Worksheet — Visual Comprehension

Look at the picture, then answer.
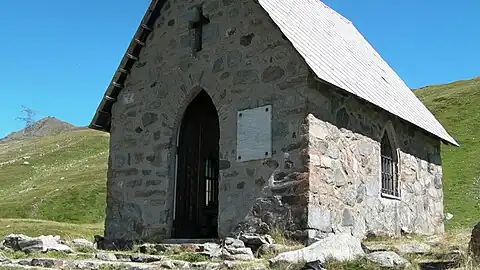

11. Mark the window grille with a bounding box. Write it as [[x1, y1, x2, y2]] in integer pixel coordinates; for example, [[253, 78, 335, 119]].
[[381, 133, 399, 197], [204, 156, 218, 207]]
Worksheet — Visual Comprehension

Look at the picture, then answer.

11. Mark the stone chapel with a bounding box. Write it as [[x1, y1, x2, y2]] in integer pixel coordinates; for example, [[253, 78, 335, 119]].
[[89, 0, 458, 243]]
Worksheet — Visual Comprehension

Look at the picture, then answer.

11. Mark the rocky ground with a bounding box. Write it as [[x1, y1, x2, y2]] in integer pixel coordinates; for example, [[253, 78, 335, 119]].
[[0, 229, 477, 270]]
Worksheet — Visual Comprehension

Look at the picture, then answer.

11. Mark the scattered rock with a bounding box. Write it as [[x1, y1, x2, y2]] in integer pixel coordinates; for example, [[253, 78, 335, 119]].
[[191, 261, 222, 269], [137, 243, 161, 254], [300, 260, 326, 270], [221, 246, 255, 261], [365, 230, 394, 239], [239, 233, 274, 246], [114, 253, 133, 262], [257, 243, 290, 257], [129, 253, 163, 263], [2, 232, 459, 270], [224, 237, 245, 248], [199, 243, 222, 258], [395, 242, 431, 255], [269, 233, 364, 265], [30, 258, 66, 268], [71, 238, 94, 248], [95, 252, 117, 261], [366, 251, 410, 268], [70, 260, 101, 269], [3, 234, 73, 253], [155, 259, 177, 269], [165, 259, 191, 269], [222, 260, 268, 269], [16, 259, 30, 266], [0, 252, 10, 263], [362, 242, 391, 253]]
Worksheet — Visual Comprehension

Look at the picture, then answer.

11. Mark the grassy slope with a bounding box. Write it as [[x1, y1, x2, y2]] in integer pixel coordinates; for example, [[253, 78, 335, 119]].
[[0, 129, 109, 225], [0, 219, 103, 240], [415, 76, 480, 229]]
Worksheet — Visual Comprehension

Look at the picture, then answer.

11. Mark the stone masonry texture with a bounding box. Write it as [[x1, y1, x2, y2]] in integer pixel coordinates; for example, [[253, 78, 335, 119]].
[[305, 82, 444, 240], [104, 0, 444, 242]]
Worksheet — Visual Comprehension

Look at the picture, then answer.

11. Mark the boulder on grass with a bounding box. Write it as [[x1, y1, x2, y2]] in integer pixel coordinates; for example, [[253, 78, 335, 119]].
[[366, 251, 410, 268], [268, 233, 364, 265], [71, 238, 94, 248], [239, 233, 274, 246], [3, 234, 73, 253], [221, 246, 255, 261]]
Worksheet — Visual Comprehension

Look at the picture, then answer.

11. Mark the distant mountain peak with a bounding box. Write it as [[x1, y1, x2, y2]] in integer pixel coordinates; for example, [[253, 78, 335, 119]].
[[1, 117, 78, 141]]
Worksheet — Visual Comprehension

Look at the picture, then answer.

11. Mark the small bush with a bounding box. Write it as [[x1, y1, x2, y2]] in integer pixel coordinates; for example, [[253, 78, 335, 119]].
[[172, 252, 210, 262]]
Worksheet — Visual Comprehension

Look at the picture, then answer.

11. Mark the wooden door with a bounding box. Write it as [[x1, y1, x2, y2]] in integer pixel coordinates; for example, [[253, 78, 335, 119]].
[[174, 90, 219, 238]]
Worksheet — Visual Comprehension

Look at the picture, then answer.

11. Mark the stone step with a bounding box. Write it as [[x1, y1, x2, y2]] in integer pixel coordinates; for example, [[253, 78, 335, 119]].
[[160, 238, 219, 244]]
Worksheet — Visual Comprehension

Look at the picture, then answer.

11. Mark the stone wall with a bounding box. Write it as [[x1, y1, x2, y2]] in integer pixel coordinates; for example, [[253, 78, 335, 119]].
[[103, 0, 445, 242], [304, 81, 444, 239], [105, 0, 314, 241]]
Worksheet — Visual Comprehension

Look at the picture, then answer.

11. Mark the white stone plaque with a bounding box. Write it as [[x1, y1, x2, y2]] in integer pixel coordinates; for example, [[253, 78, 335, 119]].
[[236, 105, 272, 162]]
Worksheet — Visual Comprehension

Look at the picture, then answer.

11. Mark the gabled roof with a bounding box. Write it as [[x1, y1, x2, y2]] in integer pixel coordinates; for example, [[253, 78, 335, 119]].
[[89, 0, 458, 146]]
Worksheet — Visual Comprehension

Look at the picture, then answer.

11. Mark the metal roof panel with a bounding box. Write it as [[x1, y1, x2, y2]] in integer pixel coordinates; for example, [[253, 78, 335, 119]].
[[259, 0, 458, 146]]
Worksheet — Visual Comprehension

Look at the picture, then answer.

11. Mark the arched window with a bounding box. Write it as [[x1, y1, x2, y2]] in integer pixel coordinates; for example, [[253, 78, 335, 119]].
[[381, 132, 399, 197]]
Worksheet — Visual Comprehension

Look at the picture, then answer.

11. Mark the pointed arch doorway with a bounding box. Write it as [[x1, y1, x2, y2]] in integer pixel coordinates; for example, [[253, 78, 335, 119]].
[[174, 90, 220, 239]]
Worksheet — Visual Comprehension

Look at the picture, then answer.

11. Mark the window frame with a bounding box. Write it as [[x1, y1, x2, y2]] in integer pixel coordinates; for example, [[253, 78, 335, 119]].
[[379, 125, 401, 200]]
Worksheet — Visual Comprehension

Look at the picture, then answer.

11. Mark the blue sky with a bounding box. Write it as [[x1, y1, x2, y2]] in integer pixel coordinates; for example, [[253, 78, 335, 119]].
[[0, 0, 479, 138]]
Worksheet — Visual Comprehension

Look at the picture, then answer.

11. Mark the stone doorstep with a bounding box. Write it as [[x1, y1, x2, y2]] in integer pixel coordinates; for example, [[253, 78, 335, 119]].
[[159, 238, 219, 244]]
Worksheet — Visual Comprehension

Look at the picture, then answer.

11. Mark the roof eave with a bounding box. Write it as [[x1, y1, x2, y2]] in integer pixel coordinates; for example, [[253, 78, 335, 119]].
[[442, 138, 460, 147], [88, 0, 164, 133]]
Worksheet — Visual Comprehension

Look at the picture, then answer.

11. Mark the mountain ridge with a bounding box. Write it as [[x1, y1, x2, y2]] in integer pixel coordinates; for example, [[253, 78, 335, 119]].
[[1, 117, 82, 142]]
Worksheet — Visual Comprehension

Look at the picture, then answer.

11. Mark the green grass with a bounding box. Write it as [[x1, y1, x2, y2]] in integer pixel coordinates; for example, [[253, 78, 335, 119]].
[[0, 129, 109, 225], [415, 76, 480, 229], [171, 252, 211, 262], [0, 218, 103, 240]]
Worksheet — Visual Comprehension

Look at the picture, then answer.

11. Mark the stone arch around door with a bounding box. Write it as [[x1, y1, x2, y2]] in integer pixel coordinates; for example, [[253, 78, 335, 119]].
[[173, 89, 220, 239]]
